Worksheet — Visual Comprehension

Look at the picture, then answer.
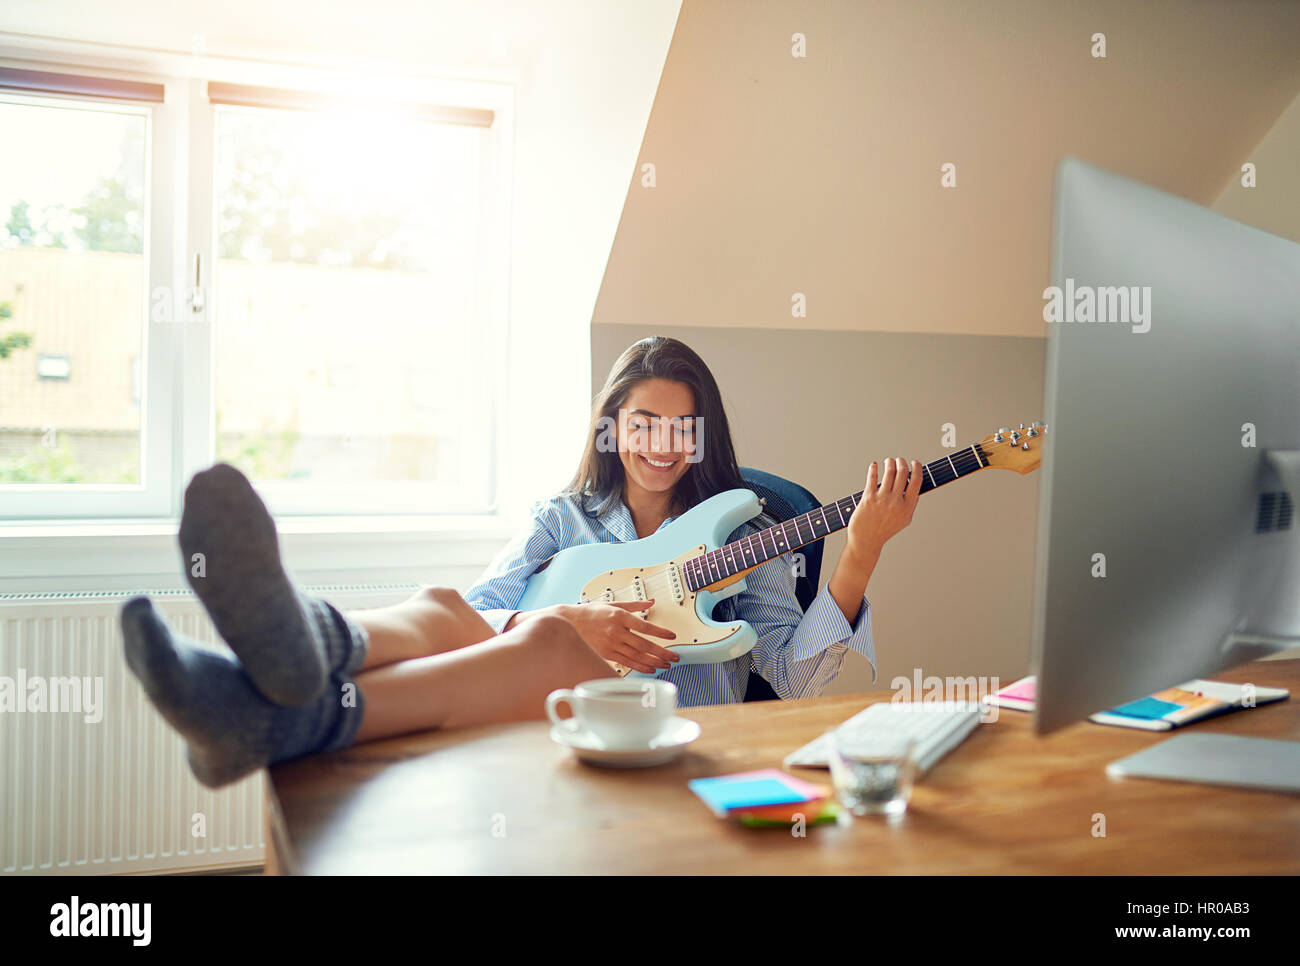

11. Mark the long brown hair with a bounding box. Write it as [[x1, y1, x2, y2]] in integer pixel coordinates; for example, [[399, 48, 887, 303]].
[[566, 337, 747, 516]]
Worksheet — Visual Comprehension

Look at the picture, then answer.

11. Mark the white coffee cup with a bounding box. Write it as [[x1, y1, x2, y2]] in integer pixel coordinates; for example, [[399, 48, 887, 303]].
[[546, 678, 677, 748]]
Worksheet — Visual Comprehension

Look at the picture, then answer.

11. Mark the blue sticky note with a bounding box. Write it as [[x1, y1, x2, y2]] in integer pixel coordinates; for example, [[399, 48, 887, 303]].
[[1111, 696, 1184, 720], [688, 776, 808, 814]]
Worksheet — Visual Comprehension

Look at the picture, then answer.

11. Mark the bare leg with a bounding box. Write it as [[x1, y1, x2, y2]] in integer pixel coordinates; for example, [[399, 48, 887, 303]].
[[353, 614, 616, 743], [350, 586, 496, 670]]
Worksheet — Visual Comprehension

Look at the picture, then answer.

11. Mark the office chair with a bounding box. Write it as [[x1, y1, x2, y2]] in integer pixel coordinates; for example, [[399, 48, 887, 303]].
[[737, 467, 825, 702]]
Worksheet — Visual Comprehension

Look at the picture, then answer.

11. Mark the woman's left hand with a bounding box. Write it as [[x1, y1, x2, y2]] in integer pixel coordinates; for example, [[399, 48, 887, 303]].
[[826, 458, 921, 626], [846, 458, 922, 561]]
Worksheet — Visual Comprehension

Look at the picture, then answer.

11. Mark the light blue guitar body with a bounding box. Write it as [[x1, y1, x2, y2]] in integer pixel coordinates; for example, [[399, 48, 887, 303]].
[[516, 488, 764, 678]]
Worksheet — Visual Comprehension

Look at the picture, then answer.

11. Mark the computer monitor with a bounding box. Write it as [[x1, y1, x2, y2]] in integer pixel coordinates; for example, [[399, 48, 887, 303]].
[[1031, 158, 1300, 735]]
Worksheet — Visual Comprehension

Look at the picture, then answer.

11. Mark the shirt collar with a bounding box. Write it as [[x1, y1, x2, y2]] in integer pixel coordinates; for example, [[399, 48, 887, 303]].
[[588, 493, 678, 542]]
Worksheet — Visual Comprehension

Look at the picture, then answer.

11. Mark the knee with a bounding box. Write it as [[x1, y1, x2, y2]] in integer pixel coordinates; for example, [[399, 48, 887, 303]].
[[518, 613, 581, 646], [415, 585, 468, 611], [517, 614, 592, 661]]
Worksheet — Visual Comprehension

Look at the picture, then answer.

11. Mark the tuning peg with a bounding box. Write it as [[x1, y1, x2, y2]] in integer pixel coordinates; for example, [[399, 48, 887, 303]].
[[994, 433, 1005, 443], [1021, 442, 1030, 450], [1010, 431, 1021, 444], [1027, 426, 1039, 437], [997, 427, 1010, 435], [1019, 423, 1025, 430]]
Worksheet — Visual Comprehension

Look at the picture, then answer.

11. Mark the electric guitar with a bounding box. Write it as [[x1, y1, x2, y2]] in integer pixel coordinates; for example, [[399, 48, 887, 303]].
[[517, 422, 1047, 677]]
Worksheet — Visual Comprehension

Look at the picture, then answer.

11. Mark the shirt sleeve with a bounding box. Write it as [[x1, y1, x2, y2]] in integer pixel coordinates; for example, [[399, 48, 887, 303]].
[[732, 530, 876, 700], [462, 500, 563, 634]]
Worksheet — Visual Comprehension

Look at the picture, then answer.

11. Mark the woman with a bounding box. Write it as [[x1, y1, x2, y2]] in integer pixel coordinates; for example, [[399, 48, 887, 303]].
[[463, 336, 922, 703], [123, 336, 919, 788]]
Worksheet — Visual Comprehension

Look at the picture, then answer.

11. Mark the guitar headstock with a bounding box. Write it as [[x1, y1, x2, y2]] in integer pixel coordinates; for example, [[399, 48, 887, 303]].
[[979, 421, 1047, 474]]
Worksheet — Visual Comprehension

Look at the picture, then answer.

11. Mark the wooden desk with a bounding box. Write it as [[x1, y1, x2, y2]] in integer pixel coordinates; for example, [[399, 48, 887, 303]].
[[264, 658, 1300, 874]]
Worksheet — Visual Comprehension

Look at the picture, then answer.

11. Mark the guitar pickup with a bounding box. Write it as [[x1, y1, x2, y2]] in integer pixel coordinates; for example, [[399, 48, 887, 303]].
[[580, 585, 616, 604], [631, 575, 647, 601], [667, 563, 685, 603]]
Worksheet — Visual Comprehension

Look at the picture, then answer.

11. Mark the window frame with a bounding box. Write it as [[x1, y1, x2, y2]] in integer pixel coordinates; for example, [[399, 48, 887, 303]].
[[0, 47, 516, 524], [0, 86, 174, 518]]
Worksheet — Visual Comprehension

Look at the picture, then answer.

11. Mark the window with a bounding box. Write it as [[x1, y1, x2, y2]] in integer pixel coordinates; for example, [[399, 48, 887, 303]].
[[0, 63, 511, 520], [210, 95, 496, 513], [35, 354, 72, 381], [0, 91, 150, 490]]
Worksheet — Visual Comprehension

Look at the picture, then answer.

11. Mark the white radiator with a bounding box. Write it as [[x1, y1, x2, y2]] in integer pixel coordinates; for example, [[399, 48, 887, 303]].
[[0, 584, 417, 875]]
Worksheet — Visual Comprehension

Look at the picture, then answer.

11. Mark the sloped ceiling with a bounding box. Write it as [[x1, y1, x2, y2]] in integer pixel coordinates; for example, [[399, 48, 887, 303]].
[[594, 0, 1300, 338]]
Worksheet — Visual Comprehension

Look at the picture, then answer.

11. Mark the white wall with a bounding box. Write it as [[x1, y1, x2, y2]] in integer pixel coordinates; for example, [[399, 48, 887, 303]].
[[594, 0, 1300, 339]]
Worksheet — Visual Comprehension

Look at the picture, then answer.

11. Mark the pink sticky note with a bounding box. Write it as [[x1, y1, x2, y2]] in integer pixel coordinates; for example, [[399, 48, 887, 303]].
[[1000, 679, 1037, 701], [716, 768, 824, 798]]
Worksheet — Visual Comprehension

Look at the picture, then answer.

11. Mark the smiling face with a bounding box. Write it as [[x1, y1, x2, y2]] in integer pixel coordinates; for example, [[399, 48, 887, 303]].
[[617, 378, 699, 503], [568, 336, 743, 518]]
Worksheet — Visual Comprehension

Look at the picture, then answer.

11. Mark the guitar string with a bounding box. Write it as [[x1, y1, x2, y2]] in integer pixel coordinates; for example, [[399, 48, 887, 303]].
[[591, 465, 973, 602], [591, 493, 866, 601], [591, 523, 833, 605], [579, 434, 1045, 608], [579, 438, 1035, 603]]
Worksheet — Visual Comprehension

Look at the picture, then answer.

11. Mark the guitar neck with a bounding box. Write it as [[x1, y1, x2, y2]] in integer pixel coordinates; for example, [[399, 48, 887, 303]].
[[683, 443, 989, 592]]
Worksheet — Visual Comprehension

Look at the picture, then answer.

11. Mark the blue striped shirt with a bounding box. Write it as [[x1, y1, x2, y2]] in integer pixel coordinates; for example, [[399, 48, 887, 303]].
[[464, 492, 876, 707]]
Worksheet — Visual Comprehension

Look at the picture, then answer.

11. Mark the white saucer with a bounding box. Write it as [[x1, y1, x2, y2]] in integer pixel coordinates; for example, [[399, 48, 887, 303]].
[[550, 716, 701, 768]]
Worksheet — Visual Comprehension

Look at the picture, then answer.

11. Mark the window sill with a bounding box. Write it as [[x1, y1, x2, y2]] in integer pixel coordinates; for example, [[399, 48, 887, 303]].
[[0, 514, 519, 592], [0, 513, 516, 538]]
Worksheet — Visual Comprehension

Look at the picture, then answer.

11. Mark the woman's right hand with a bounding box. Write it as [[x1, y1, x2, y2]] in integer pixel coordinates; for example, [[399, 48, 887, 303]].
[[555, 600, 680, 674]]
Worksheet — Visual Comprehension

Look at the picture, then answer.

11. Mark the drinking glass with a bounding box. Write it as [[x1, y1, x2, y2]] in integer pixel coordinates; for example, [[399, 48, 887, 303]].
[[826, 727, 917, 817]]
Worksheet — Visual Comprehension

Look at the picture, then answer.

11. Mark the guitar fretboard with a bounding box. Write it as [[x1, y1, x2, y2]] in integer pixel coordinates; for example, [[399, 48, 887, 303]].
[[683, 444, 987, 592]]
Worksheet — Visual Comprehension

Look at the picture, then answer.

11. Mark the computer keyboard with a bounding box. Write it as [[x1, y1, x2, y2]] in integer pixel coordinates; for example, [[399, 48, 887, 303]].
[[783, 701, 984, 774]]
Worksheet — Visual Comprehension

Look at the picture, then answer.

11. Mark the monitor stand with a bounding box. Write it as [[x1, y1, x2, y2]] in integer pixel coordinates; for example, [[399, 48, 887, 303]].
[[1107, 732, 1300, 793], [1229, 449, 1300, 655]]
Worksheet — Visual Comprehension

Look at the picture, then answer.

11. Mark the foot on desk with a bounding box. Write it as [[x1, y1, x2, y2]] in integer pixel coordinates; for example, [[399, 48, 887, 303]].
[[121, 596, 365, 789], [179, 462, 368, 706]]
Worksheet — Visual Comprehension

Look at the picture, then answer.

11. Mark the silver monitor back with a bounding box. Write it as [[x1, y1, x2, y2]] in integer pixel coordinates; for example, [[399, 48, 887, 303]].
[[1032, 159, 1300, 734]]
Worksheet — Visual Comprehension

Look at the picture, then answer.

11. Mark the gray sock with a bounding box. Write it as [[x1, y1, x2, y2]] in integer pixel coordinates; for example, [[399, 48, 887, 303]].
[[121, 596, 366, 789], [178, 463, 368, 706]]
